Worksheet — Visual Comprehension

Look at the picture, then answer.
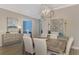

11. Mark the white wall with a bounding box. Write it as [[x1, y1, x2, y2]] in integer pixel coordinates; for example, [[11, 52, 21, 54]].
[[54, 5, 79, 47], [0, 8, 40, 46], [0, 8, 24, 46], [32, 19, 40, 37]]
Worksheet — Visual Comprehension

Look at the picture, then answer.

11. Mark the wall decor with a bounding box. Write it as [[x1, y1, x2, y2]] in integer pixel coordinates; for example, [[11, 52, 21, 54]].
[[50, 18, 64, 33], [7, 17, 18, 33], [40, 5, 65, 36]]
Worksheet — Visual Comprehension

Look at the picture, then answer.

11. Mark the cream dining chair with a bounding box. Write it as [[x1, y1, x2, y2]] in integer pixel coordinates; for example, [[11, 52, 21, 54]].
[[23, 34, 34, 54], [33, 38, 47, 55], [33, 37, 74, 55], [65, 37, 74, 55]]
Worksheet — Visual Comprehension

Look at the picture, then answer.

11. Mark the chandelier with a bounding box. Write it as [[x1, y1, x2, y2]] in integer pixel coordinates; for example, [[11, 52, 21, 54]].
[[41, 6, 54, 18]]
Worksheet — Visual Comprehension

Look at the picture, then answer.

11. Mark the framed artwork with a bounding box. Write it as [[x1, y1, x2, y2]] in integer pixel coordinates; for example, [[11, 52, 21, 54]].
[[50, 18, 64, 33], [7, 17, 18, 33]]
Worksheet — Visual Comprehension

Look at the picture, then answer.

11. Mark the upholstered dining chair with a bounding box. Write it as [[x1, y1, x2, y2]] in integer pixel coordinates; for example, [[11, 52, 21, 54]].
[[65, 37, 74, 55], [23, 34, 34, 54], [33, 38, 56, 55], [33, 37, 74, 55], [33, 38, 47, 55]]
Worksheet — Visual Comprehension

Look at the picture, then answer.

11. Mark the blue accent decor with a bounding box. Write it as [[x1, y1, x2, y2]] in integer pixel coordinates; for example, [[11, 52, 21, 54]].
[[59, 32, 63, 37], [23, 20, 32, 34]]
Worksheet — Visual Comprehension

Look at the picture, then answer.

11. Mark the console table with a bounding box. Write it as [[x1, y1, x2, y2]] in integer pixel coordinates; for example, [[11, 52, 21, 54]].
[[0, 33, 24, 55]]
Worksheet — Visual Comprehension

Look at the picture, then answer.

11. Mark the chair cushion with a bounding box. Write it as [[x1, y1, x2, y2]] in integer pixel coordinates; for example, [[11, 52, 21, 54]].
[[46, 37, 68, 53]]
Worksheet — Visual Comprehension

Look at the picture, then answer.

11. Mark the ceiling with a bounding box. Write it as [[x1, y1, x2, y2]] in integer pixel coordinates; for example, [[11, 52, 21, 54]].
[[0, 4, 75, 19]]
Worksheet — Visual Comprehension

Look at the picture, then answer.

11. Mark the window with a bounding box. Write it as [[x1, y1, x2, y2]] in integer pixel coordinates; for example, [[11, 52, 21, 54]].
[[23, 20, 32, 34]]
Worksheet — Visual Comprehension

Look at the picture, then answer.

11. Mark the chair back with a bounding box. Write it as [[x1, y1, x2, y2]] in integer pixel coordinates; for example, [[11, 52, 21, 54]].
[[65, 37, 74, 55], [33, 38, 47, 55], [23, 35, 34, 54]]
